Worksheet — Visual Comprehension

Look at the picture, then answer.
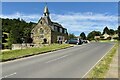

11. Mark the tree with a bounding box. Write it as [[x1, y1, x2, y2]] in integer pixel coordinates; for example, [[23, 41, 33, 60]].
[[68, 33, 76, 39], [80, 32, 86, 40], [2, 32, 10, 49], [103, 26, 110, 35], [2, 18, 36, 49], [109, 29, 115, 35], [87, 31, 101, 40]]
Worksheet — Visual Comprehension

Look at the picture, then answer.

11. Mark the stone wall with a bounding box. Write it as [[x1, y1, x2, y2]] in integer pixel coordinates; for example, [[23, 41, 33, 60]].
[[12, 43, 49, 50], [12, 44, 34, 50]]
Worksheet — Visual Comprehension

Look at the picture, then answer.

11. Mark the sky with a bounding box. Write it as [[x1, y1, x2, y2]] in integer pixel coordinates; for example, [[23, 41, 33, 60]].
[[1, 2, 118, 36]]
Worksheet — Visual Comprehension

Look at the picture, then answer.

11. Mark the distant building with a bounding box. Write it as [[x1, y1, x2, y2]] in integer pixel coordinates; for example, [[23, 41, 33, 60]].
[[112, 33, 118, 38], [31, 5, 68, 44], [103, 32, 110, 39], [94, 36, 100, 39]]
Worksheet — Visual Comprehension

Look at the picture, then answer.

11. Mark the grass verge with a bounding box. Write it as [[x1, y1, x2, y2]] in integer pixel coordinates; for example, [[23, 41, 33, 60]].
[[87, 42, 118, 78], [0, 44, 72, 62], [99, 40, 118, 42]]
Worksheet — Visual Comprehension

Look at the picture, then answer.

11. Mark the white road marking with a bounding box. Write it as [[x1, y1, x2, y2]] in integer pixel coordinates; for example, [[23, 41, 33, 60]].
[[45, 55, 68, 63], [81, 44, 115, 79], [1, 72, 16, 79]]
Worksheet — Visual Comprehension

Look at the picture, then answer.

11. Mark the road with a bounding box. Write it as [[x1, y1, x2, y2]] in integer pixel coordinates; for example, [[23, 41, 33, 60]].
[[1, 42, 114, 78]]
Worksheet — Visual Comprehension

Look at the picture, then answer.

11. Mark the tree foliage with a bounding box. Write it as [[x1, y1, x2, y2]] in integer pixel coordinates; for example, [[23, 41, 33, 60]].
[[103, 26, 110, 35], [2, 18, 36, 49], [87, 31, 101, 40], [80, 32, 86, 40], [68, 33, 76, 39], [109, 29, 115, 35], [102, 26, 116, 35]]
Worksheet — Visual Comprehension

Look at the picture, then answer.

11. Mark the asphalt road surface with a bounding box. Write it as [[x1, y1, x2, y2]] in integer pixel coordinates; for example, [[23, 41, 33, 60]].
[[1, 42, 114, 78]]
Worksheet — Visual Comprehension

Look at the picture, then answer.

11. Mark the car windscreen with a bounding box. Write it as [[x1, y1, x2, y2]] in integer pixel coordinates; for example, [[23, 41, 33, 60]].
[[70, 39, 78, 42]]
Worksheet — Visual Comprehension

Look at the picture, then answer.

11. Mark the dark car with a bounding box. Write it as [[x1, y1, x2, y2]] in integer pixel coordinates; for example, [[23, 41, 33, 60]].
[[66, 38, 83, 45]]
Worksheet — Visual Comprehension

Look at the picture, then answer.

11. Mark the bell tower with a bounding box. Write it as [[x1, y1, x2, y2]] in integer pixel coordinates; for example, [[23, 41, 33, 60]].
[[43, 3, 51, 25], [44, 4, 50, 17]]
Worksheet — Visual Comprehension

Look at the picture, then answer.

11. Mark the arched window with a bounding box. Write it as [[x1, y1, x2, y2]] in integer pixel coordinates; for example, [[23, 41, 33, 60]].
[[39, 28, 44, 39], [40, 28, 44, 34], [40, 21, 42, 24]]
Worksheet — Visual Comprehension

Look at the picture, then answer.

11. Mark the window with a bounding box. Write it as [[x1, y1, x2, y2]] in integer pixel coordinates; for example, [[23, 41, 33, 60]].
[[54, 26, 58, 32], [60, 28, 62, 33], [39, 28, 44, 39], [40, 28, 44, 34], [40, 21, 42, 24], [64, 29, 67, 34]]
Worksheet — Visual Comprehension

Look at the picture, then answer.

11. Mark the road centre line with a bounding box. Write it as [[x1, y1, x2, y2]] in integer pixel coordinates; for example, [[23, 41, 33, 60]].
[[45, 55, 69, 63], [1, 72, 16, 79]]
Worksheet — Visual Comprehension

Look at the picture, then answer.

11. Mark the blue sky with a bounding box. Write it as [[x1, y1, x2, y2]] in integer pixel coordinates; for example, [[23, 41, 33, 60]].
[[1, 2, 118, 36]]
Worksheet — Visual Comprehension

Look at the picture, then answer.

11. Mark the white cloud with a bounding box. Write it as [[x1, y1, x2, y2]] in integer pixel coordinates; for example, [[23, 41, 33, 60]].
[[51, 13, 118, 35], [0, 12, 118, 36], [0, 12, 42, 22]]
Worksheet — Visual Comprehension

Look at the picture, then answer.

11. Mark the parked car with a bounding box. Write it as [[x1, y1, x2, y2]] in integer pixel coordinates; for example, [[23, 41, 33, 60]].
[[66, 38, 83, 45]]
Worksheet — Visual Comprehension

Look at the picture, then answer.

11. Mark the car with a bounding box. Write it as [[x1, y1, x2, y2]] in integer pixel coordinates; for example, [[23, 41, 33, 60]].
[[66, 38, 83, 45]]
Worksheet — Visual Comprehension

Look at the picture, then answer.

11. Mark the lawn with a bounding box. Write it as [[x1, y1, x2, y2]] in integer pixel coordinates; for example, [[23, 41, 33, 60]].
[[91, 40, 118, 42], [0, 44, 72, 62], [99, 40, 118, 42]]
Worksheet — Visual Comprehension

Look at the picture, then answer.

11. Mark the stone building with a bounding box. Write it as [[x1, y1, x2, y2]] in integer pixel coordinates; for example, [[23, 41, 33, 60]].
[[31, 5, 68, 44]]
